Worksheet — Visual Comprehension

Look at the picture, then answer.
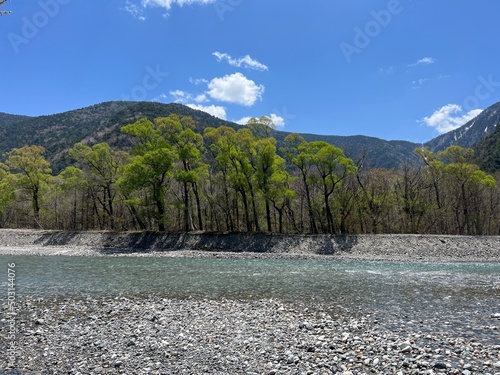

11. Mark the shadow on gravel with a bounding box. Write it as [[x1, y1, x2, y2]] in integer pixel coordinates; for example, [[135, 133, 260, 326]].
[[33, 232, 362, 256], [316, 235, 359, 255], [33, 231, 79, 247], [92, 232, 290, 255], [122, 231, 163, 250], [0, 370, 49, 375]]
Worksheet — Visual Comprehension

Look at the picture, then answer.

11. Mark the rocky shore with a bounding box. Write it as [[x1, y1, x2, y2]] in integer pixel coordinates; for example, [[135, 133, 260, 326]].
[[2, 296, 500, 374], [0, 229, 499, 262], [1, 229, 499, 373]]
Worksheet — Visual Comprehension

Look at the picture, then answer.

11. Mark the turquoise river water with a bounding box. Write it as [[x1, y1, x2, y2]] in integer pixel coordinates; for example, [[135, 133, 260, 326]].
[[1, 255, 499, 343]]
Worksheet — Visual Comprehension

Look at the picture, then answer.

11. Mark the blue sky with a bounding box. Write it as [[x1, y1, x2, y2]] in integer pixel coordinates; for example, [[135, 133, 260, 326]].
[[1, 0, 500, 143]]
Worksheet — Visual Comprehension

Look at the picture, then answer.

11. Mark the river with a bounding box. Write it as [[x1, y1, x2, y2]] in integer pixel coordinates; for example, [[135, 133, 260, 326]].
[[1, 255, 499, 344]]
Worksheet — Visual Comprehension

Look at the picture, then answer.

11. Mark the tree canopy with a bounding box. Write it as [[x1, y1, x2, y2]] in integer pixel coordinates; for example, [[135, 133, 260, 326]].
[[0, 117, 498, 235]]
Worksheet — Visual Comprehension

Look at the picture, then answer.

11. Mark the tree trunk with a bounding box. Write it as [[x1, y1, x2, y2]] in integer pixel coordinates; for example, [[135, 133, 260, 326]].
[[154, 184, 166, 232], [265, 199, 272, 232], [32, 185, 42, 228], [192, 182, 203, 231], [240, 189, 252, 232], [302, 172, 317, 234], [183, 181, 190, 231]]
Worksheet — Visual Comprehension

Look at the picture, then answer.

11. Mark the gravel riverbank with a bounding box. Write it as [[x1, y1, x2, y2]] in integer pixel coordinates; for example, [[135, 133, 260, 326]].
[[2, 296, 500, 374], [0, 229, 499, 262], [1, 229, 499, 374]]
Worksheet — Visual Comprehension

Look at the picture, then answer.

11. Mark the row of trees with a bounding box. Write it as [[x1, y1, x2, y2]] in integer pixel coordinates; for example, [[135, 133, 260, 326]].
[[0, 115, 499, 235]]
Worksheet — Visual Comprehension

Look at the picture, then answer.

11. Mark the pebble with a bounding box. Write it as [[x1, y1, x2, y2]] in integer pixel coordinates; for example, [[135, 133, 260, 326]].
[[1, 230, 499, 263], [1, 295, 496, 373], [1, 231, 499, 374]]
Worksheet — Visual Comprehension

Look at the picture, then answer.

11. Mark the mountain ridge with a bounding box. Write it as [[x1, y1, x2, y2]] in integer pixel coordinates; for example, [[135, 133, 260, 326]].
[[424, 102, 500, 152], [1, 100, 499, 172], [0, 112, 32, 127], [474, 122, 500, 173]]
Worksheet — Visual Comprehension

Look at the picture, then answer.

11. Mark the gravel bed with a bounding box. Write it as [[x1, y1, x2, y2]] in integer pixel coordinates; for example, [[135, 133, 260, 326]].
[[1, 296, 500, 374], [0, 229, 499, 263], [1, 230, 499, 373], [0, 244, 498, 263]]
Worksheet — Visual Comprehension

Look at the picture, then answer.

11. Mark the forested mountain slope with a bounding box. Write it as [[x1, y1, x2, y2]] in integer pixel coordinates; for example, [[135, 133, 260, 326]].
[[0, 112, 32, 126], [0, 104, 498, 235], [2, 100, 500, 172], [475, 122, 500, 172], [424, 102, 500, 152], [0, 101, 420, 172], [0, 102, 238, 172]]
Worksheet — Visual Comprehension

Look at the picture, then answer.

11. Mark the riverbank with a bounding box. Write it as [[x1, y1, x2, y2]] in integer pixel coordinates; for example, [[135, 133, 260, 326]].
[[1, 230, 500, 373], [0, 229, 499, 262], [1, 296, 499, 374]]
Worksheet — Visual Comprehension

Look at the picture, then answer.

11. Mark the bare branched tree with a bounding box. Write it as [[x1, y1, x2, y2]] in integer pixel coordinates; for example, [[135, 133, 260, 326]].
[[0, 0, 11, 16]]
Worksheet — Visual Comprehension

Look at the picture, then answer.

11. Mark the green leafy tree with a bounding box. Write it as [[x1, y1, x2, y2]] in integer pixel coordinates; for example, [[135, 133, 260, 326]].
[[438, 146, 496, 234], [5, 145, 52, 228], [70, 142, 126, 229], [267, 163, 296, 233], [205, 126, 257, 231], [415, 147, 448, 232], [308, 141, 357, 233], [158, 115, 209, 231], [246, 116, 276, 139], [283, 134, 319, 233], [356, 169, 397, 234], [285, 135, 357, 234], [57, 166, 85, 229], [394, 164, 427, 233], [204, 126, 241, 231], [416, 146, 497, 234], [0, 163, 15, 223], [243, 117, 289, 232], [233, 128, 262, 231], [119, 118, 175, 231]]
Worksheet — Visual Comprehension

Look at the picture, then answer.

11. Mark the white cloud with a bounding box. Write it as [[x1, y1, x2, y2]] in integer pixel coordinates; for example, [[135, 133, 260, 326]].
[[417, 57, 435, 64], [169, 90, 207, 104], [194, 94, 208, 103], [208, 72, 265, 106], [189, 77, 208, 85], [169, 90, 191, 103], [152, 93, 169, 102], [187, 104, 227, 120], [125, 0, 214, 19], [141, 0, 215, 10], [269, 113, 285, 127], [124, 1, 146, 20], [422, 104, 483, 134], [235, 116, 252, 125], [379, 66, 394, 75], [408, 57, 436, 67], [235, 114, 285, 127], [213, 52, 268, 71], [412, 78, 429, 89]]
